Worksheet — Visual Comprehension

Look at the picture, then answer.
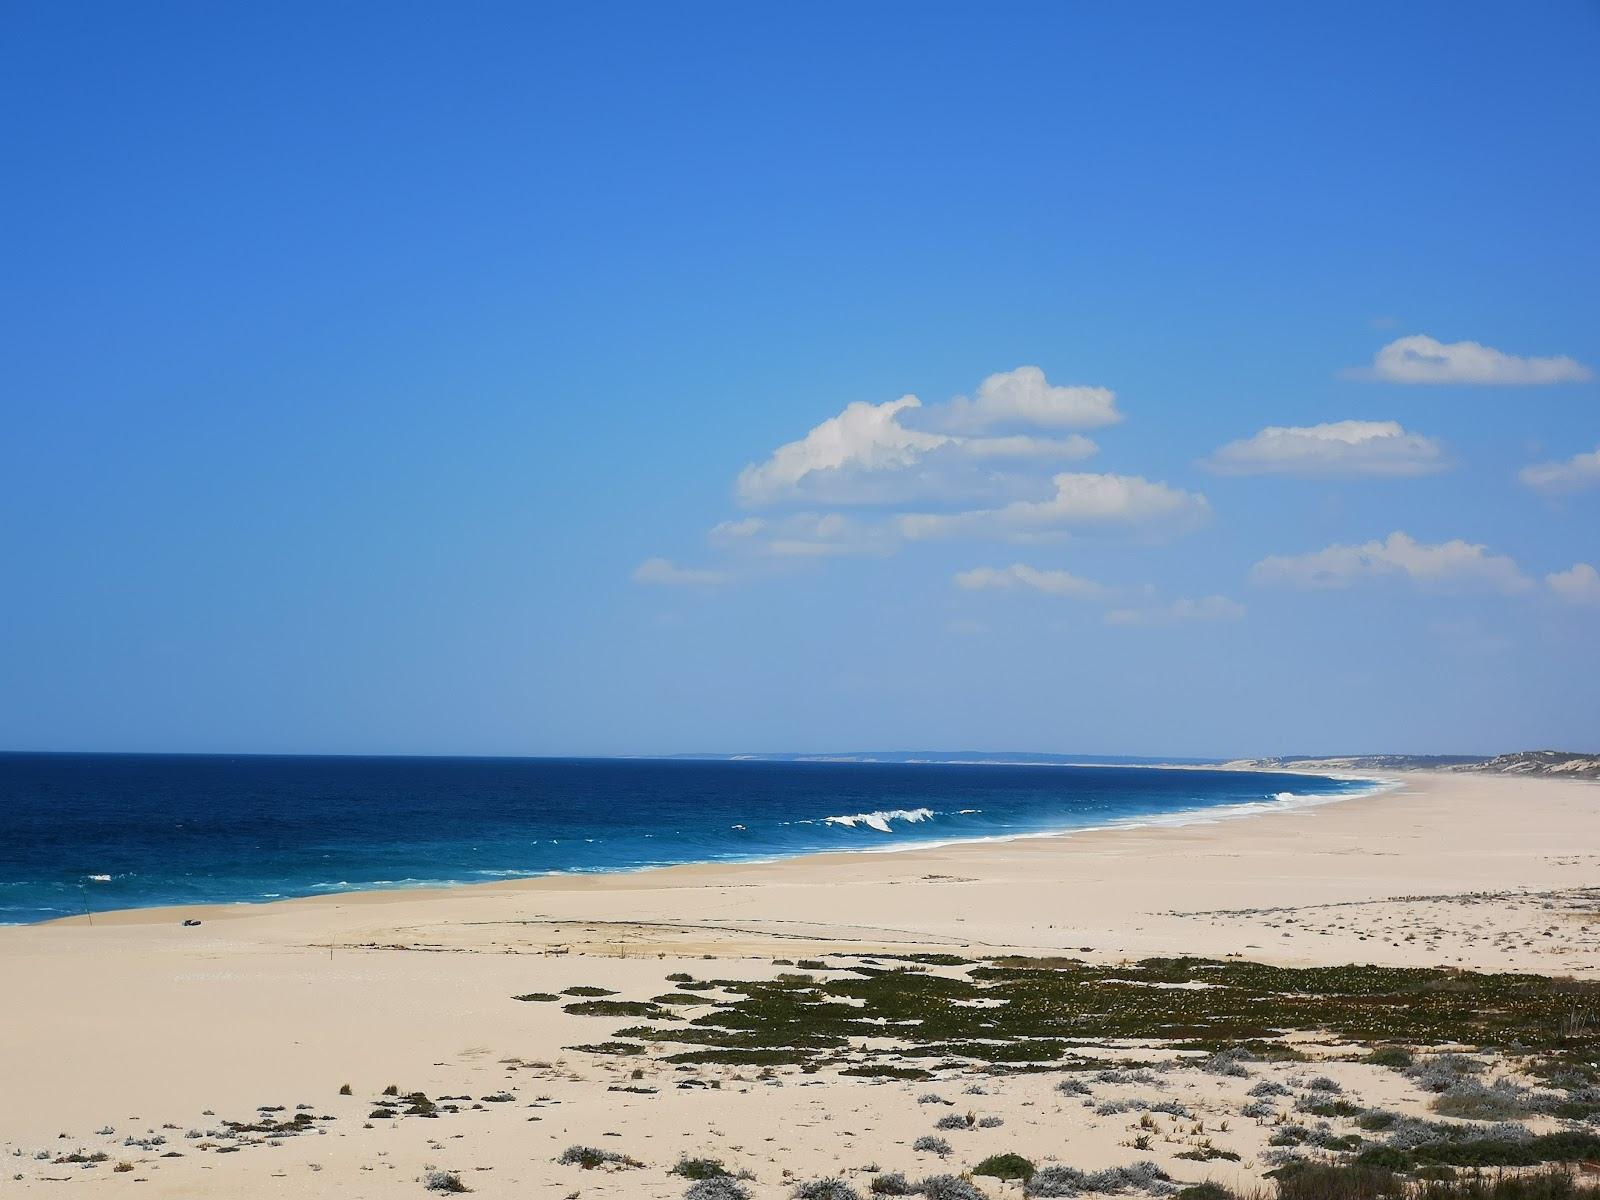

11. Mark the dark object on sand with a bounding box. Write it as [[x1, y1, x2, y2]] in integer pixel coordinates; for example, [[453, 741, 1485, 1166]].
[[182, 919, 202, 927]]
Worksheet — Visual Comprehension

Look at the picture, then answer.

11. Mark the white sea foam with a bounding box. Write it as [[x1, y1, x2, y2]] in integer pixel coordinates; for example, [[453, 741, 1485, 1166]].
[[820, 779, 1403, 857], [87, 874, 111, 882], [822, 807, 936, 833]]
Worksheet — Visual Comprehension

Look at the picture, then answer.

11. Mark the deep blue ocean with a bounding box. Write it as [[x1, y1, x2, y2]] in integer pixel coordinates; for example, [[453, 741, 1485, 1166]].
[[0, 753, 1379, 924]]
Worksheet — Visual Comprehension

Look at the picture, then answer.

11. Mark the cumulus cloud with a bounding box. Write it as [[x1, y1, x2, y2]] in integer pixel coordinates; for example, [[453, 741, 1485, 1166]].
[[631, 557, 730, 586], [1348, 334, 1592, 385], [735, 367, 1113, 506], [1250, 531, 1531, 594], [1104, 595, 1246, 626], [899, 472, 1210, 541], [1519, 443, 1600, 495], [736, 395, 951, 505], [932, 366, 1122, 432], [953, 563, 1110, 600], [1547, 562, 1600, 605], [960, 433, 1100, 459], [1206, 420, 1445, 477]]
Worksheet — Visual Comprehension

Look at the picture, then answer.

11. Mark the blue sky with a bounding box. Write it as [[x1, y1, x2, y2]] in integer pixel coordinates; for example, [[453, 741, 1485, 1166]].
[[2, 2, 1597, 758]]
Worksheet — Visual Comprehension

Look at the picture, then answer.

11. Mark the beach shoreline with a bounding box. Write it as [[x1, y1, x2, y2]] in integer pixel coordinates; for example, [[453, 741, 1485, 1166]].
[[2, 769, 1596, 1196], [30, 762, 1397, 930]]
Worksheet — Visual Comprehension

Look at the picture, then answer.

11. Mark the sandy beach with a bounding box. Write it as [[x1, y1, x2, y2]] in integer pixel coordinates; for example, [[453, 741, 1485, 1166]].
[[2, 770, 1597, 1197]]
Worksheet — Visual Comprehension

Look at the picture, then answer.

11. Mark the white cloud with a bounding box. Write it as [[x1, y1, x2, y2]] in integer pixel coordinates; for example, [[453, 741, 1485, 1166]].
[[1206, 420, 1445, 477], [899, 472, 1210, 541], [1104, 595, 1246, 626], [735, 367, 1114, 506], [960, 433, 1099, 460], [763, 513, 886, 557], [1250, 531, 1531, 594], [1349, 334, 1592, 385], [631, 557, 730, 587], [1547, 563, 1600, 605], [933, 366, 1122, 431], [709, 517, 766, 541], [1519, 444, 1600, 495], [736, 395, 950, 505], [953, 563, 1110, 600]]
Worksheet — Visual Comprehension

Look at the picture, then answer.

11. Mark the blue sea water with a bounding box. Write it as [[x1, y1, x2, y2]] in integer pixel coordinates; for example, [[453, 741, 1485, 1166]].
[[0, 753, 1381, 924]]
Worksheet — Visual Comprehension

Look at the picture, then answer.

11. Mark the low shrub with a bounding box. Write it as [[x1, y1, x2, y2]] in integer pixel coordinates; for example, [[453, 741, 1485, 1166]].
[[688, 1179, 752, 1200], [1175, 1187, 1242, 1200], [1365, 1047, 1413, 1069], [1408, 1055, 1486, 1093], [556, 1145, 642, 1169], [974, 1153, 1036, 1181], [1414, 1169, 1586, 1200], [1274, 1164, 1399, 1200], [917, 1176, 988, 1200], [1202, 1047, 1257, 1077], [794, 1180, 861, 1200], [1432, 1080, 1530, 1121], [1177, 1143, 1242, 1163], [673, 1158, 731, 1180], [1026, 1162, 1170, 1197]]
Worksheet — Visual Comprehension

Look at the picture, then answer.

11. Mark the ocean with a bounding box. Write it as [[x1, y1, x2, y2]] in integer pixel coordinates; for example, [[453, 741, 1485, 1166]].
[[0, 752, 1381, 924]]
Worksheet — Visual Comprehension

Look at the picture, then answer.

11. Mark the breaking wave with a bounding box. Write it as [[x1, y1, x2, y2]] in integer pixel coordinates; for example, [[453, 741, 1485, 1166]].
[[821, 807, 935, 832]]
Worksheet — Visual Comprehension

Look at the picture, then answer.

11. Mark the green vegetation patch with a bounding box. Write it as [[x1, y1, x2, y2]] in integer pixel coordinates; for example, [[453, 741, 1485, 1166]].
[[564, 1040, 646, 1055], [1360, 1131, 1600, 1171], [1208, 1165, 1590, 1200], [562, 999, 676, 1019], [838, 1064, 934, 1080], [973, 1153, 1036, 1181], [671, 1157, 731, 1180], [598, 955, 1600, 1073]]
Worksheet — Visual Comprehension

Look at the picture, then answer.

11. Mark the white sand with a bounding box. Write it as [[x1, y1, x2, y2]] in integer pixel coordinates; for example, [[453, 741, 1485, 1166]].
[[1, 770, 1596, 1197]]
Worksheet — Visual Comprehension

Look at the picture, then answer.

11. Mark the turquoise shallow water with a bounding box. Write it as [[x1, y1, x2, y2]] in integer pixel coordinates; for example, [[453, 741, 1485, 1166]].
[[0, 752, 1377, 923]]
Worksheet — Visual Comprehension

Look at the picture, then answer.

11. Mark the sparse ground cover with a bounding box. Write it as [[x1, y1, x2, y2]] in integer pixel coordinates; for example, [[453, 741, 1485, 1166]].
[[587, 956, 1600, 1080]]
